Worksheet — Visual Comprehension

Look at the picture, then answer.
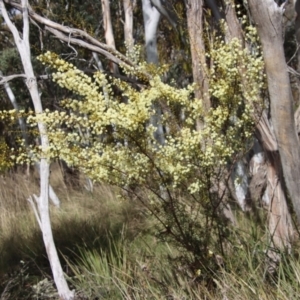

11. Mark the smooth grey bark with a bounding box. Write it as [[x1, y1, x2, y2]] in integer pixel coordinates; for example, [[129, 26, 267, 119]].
[[142, 0, 165, 145], [142, 0, 160, 64], [0, 1, 74, 298], [101, 0, 119, 73], [248, 0, 300, 224], [123, 0, 134, 52]]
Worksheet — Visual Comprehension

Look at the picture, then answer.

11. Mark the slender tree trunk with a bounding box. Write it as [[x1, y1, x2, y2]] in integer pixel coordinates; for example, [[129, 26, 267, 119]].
[[101, 0, 119, 73], [142, 0, 160, 64], [142, 0, 165, 145], [248, 0, 300, 224], [123, 0, 134, 52], [186, 0, 210, 126], [223, 0, 244, 44], [0, 1, 73, 298]]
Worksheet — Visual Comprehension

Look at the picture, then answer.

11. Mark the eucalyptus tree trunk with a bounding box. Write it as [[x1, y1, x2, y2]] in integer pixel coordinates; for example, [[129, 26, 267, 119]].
[[142, 0, 160, 64], [185, 0, 210, 123], [123, 0, 134, 52], [203, 0, 294, 248], [223, 0, 243, 44], [294, 0, 300, 107], [256, 112, 294, 251], [0, 1, 74, 298], [101, 0, 119, 73], [223, 0, 294, 249], [248, 0, 300, 225], [296, 0, 300, 73], [142, 0, 165, 145], [151, 0, 178, 30]]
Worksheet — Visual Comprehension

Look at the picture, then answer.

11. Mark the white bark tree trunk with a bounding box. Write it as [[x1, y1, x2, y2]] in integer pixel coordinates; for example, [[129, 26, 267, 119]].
[[123, 0, 134, 52], [142, 0, 160, 64], [0, 1, 73, 298], [101, 0, 119, 73], [142, 0, 165, 145], [248, 0, 300, 225]]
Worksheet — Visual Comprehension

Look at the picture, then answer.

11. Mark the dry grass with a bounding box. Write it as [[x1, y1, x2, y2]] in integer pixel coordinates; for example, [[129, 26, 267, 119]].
[[0, 165, 300, 299], [0, 164, 147, 298]]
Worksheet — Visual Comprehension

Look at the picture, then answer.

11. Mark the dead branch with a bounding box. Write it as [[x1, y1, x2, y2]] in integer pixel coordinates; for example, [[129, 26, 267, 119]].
[[0, 73, 27, 84], [5, 0, 136, 68]]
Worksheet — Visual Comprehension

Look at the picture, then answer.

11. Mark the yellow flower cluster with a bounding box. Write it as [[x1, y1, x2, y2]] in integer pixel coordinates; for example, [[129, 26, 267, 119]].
[[2, 27, 264, 202]]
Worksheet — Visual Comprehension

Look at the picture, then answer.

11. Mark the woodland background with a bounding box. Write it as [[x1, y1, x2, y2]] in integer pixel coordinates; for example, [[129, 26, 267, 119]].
[[1, 0, 300, 299]]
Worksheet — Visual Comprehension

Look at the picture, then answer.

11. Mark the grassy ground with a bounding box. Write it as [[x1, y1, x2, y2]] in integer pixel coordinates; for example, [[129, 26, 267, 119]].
[[0, 166, 300, 299]]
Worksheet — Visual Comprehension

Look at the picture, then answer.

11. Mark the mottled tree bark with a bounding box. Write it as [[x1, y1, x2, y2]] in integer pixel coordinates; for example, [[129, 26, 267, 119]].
[[221, 1, 294, 250], [249, 0, 300, 225], [256, 115, 294, 252]]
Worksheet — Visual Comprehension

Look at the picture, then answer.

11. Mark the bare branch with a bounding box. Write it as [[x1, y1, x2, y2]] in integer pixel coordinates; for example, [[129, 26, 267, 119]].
[[6, 0, 136, 67], [0, 73, 27, 84], [45, 26, 125, 66]]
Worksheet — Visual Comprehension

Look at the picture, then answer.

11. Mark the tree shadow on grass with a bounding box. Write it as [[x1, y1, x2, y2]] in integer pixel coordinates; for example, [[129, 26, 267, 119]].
[[0, 193, 147, 298]]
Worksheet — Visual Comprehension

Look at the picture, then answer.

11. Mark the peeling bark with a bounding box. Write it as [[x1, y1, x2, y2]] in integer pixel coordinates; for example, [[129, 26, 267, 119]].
[[256, 112, 294, 251], [219, 2, 294, 250], [249, 0, 300, 225], [265, 152, 293, 250]]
